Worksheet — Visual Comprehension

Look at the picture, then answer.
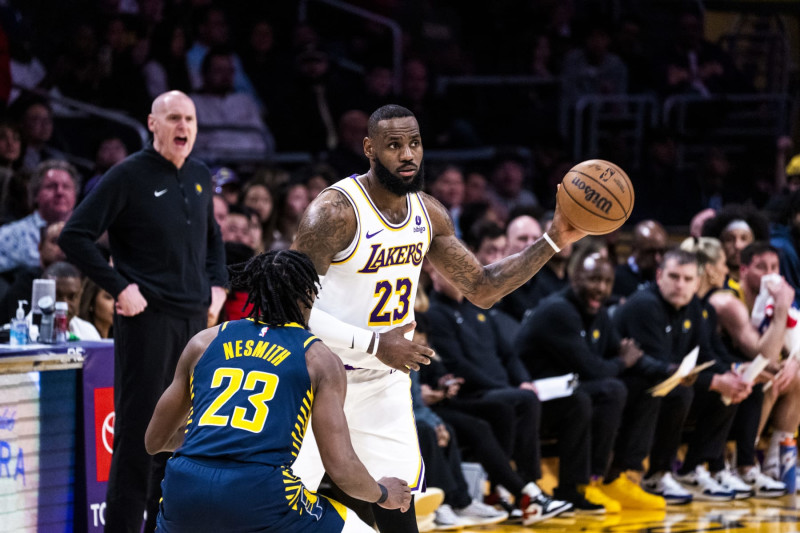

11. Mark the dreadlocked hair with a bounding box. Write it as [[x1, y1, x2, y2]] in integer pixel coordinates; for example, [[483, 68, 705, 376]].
[[228, 249, 320, 328]]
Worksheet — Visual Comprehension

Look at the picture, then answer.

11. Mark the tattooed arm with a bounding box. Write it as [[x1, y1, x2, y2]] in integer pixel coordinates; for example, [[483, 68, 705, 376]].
[[425, 192, 586, 309]]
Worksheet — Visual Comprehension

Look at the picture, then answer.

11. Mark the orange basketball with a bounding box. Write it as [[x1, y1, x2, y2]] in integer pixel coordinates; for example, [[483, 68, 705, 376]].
[[556, 159, 634, 235]]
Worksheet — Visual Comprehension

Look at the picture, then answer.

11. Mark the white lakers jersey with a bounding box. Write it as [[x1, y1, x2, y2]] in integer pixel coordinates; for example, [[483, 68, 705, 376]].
[[315, 176, 432, 370]]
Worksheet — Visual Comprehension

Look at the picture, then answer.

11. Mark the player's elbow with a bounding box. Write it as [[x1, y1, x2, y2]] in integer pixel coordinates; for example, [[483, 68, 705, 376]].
[[144, 426, 165, 455], [467, 292, 497, 309]]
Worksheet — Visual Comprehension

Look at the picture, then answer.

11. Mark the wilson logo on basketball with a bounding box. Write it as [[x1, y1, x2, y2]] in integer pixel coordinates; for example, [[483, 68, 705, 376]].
[[570, 176, 613, 214]]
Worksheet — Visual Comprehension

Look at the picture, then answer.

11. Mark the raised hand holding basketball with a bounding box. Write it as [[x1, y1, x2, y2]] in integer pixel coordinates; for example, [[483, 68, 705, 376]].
[[555, 159, 634, 235]]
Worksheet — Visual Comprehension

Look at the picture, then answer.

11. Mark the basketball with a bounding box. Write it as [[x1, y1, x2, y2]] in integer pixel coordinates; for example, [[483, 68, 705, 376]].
[[556, 159, 634, 235]]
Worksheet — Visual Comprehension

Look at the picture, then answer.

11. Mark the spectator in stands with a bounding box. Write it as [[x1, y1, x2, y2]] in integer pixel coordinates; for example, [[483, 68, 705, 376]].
[[768, 188, 800, 301], [211, 166, 240, 206], [0, 121, 22, 216], [48, 22, 103, 105], [274, 45, 357, 153], [684, 238, 788, 497], [696, 147, 746, 210], [690, 208, 716, 239], [43, 260, 82, 328], [211, 194, 227, 229], [221, 203, 256, 249], [488, 157, 539, 221], [495, 213, 542, 320], [518, 251, 647, 511], [429, 165, 466, 238], [185, 6, 259, 100], [410, 321, 508, 528], [634, 128, 703, 225], [142, 21, 192, 99], [712, 242, 799, 488], [240, 18, 290, 117], [701, 204, 770, 300], [11, 97, 67, 171], [270, 179, 310, 251], [425, 265, 574, 523], [8, 27, 47, 104], [191, 47, 275, 158], [356, 63, 395, 114], [465, 221, 507, 268], [0, 169, 31, 225], [0, 220, 65, 323], [98, 16, 152, 120], [464, 169, 490, 205], [0, 160, 78, 274], [398, 57, 480, 148], [82, 136, 128, 198], [324, 109, 370, 178], [561, 21, 628, 106], [295, 163, 336, 201], [0, 121, 22, 174], [614, 250, 750, 503], [653, 9, 751, 97], [612, 220, 668, 301], [240, 176, 277, 250], [77, 277, 115, 339], [611, 16, 653, 95]]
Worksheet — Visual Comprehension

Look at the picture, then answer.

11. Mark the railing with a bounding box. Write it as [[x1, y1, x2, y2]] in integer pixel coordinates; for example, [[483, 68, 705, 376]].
[[571, 94, 659, 167], [15, 85, 149, 148], [298, 0, 403, 93], [434, 75, 558, 96]]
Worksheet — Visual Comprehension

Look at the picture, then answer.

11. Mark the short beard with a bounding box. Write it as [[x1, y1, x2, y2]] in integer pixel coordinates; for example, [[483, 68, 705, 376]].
[[374, 155, 425, 196]]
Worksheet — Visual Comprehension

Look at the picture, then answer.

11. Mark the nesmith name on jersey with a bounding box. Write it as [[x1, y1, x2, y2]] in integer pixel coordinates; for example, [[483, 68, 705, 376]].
[[223, 340, 291, 367], [357, 243, 425, 273]]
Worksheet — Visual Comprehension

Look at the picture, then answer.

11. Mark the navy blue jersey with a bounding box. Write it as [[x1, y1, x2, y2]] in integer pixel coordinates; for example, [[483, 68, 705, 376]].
[[177, 319, 320, 466]]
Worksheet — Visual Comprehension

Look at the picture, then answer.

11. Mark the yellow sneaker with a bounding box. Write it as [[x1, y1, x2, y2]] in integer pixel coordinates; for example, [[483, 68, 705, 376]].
[[599, 474, 666, 510], [580, 481, 621, 513]]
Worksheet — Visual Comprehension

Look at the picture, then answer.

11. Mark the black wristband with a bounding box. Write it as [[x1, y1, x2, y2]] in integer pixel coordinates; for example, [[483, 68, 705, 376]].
[[376, 483, 388, 504]]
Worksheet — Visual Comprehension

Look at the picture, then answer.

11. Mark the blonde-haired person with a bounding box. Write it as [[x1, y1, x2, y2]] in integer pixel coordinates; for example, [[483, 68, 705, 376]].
[[681, 237, 789, 497]]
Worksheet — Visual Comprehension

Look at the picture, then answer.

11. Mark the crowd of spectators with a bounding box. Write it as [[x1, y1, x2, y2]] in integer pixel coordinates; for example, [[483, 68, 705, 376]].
[[0, 0, 798, 530]]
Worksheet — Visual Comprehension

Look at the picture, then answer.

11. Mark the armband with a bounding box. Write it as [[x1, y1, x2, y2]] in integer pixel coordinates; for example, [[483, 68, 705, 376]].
[[376, 483, 388, 504], [543, 232, 561, 253], [369, 332, 381, 356]]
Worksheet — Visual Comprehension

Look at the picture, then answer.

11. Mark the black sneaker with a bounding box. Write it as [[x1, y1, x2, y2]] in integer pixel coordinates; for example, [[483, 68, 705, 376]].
[[554, 486, 606, 514]]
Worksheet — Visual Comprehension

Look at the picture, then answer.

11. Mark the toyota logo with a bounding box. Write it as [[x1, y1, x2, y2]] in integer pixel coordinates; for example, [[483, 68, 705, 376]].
[[102, 412, 115, 454]]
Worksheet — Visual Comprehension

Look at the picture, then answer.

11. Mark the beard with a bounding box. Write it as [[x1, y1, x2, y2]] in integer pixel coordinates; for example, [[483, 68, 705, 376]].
[[374, 154, 425, 196]]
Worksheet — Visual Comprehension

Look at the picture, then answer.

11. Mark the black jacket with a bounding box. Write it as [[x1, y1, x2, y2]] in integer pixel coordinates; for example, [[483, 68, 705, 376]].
[[613, 285, 728, 390], [426, 291, 530, 396], [59, 145, 227, 316], [516, 288, 626, 380]]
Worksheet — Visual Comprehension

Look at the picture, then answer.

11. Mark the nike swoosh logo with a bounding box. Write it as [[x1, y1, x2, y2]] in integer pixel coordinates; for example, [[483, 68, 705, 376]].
[[366, 229, 384, 239], [154, 189, 167, 197]]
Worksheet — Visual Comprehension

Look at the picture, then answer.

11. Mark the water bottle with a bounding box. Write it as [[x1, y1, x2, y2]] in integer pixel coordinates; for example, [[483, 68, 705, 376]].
[[38, 296, 55, 344], [54, 301, 69, 344], [9, 300, 29, 346], [780, 436, 797, 494]]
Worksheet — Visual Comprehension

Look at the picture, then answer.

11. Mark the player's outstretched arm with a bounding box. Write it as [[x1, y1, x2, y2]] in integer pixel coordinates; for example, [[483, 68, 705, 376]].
[[424, 192, 586, 309], [306, 341, 411, 511], [145, 328, 217, 454]]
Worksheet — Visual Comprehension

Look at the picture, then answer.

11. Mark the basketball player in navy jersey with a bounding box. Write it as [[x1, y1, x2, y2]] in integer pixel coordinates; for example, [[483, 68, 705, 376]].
[[290, 104, 587, 531], [145, 250, 411, 532]]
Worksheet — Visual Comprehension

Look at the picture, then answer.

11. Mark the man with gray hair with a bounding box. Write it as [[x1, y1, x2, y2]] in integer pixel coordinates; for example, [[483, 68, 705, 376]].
[[0, 159, 79, 273]]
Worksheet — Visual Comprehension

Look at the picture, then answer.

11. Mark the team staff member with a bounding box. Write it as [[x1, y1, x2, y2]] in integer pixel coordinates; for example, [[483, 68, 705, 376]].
[[59, 90, 227, 533], [290, 104, 586, 532], [146, 250, 410, 532], [517, 251, 655, 511]]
